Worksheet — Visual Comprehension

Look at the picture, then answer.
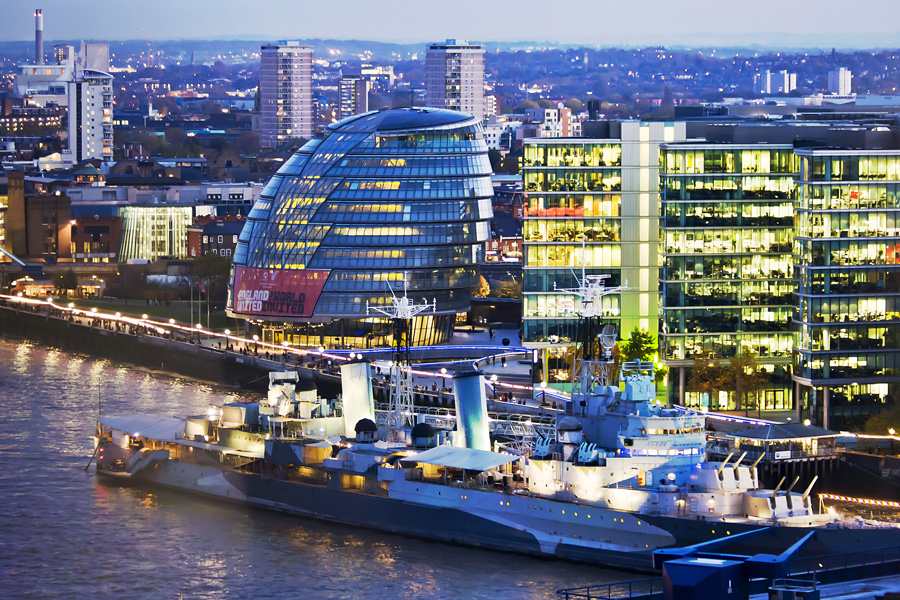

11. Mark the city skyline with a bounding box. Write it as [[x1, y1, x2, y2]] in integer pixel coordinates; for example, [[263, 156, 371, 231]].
[[0, 1, 899, 48]]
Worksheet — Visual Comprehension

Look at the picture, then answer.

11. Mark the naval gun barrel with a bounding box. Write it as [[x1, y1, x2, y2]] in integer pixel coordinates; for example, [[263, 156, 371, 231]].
[[801, 475, 819, 502], [716, 452, 734, 477], [770, 476, 786, 499]]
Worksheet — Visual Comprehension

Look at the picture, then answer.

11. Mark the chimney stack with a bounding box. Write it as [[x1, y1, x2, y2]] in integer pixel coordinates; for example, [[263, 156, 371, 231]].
[[35, 9, 43, 65]]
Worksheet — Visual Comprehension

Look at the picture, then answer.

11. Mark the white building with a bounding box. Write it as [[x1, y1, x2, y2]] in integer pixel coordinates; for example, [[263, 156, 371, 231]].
[[425, 39, 485, 119], [485, 94, 499, 118], [259, 42, 314, 149], [65, 69, 114, 162], [753, 70, 797, 95], [828, 68, 853, 96], [339, 76, 369, 120]]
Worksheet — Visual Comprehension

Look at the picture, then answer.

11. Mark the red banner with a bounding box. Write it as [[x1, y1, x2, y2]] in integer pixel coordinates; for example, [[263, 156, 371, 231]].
[[232, 266, 329, 318]]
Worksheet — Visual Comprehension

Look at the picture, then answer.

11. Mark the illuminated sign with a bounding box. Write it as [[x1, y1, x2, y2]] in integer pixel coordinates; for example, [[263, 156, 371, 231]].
[[232, 266, 329, 318]]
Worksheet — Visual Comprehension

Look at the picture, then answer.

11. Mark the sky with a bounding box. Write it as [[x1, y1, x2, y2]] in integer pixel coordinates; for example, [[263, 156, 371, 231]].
[[1, 0, 900, 48]]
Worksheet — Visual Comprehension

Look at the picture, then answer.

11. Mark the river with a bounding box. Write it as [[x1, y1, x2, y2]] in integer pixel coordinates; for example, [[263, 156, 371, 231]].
[[0, 338, 627, 599]]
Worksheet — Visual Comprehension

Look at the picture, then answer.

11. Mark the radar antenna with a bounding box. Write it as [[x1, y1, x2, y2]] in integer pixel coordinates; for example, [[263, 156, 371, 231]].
[[552, 234, 629, 415], [366, 272, 436, 433]]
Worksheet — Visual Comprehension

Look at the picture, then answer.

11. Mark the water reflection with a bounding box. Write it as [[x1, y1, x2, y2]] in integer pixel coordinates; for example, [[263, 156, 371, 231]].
[[0, 338, 623, 599]]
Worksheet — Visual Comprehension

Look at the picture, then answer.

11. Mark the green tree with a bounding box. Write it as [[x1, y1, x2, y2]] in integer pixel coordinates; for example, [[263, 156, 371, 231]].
[[719, 350, 767, 412], [471, 275, 490, 298], [620, 327, 656, 362], [863, 404, 900, 435], [194, 251, 232, 308], [516, 100, 539, 111], [492, 279, 522, 299], [564, 98, 584, 112], [53, 269, 78, 296], [487, 148, 503, 173], [686, 357, 722, 408]]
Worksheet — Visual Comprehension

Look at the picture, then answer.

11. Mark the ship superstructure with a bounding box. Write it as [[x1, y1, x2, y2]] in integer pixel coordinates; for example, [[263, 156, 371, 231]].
[[94, 353, 897, 570]]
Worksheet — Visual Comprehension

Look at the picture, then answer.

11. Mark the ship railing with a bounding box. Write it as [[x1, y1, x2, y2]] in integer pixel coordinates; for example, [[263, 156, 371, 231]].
[[556, 577, 663, 599], [787, 544, 900, 584]]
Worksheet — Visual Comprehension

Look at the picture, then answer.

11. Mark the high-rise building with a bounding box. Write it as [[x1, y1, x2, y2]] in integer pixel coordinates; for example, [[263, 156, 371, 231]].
[[793, 143, 900, 429], [521, 122, 686, 391], [827, 68, 853, 96], [259, 42, 313, 150], [425, 40, 485, 119], [339, 76, 369, 120], [659, 142, 797, 411], [66, 69, 114, 162], [753, 70, 797, 95]]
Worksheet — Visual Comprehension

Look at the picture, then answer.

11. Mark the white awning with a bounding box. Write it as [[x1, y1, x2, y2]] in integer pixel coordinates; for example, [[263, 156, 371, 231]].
[[99, 415, 186, 441], [401, 446, 519, 472]]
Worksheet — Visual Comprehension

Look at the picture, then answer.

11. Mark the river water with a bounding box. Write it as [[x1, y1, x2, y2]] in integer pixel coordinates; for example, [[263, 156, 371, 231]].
[[0, 338, 627, 599]]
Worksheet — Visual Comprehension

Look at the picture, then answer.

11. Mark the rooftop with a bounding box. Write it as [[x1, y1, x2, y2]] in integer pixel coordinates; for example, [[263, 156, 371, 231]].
[[326, 107, 474, 134], [729, 423, 839, 441]]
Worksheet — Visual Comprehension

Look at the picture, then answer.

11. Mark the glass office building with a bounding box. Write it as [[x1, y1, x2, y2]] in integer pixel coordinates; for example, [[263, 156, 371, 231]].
[[227, 107, 493, 347], [660, 144, 796, 410], [793, 148, 900, 428], [522, 122, 685, 390]]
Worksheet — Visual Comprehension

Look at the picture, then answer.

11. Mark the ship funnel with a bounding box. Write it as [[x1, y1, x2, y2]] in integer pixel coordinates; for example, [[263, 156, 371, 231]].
[[452, 369, 491, 451], [340, 361, 375, 437], [35, 9, 43, 65]]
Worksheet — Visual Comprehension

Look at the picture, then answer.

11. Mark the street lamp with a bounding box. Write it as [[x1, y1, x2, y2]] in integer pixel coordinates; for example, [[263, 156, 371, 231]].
[[252, 334, 259, 353], [141, 314, 148, 320], [440, 367, 447, 389]]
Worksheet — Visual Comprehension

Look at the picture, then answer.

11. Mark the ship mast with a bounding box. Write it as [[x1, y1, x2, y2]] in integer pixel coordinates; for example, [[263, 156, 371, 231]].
[[367, 272, 436, 432], [554, 235, 627, 415]]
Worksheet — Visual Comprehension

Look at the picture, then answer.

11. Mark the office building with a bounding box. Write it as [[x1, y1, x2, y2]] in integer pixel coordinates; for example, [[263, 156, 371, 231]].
[[521, 121, 686, 390], [753, 70, 797, 95], [828, 68, 853, 96], [227, 107, 493, 347], [339, 76, 369, 120], [259, 42, 314, 150], [794, 141, 900, 429], [659, 142, 796, 411], [425, 40, 485, 119]]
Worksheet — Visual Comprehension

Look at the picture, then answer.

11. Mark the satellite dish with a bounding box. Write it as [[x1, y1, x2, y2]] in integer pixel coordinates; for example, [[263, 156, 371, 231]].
[[599, 325, 617, 351]]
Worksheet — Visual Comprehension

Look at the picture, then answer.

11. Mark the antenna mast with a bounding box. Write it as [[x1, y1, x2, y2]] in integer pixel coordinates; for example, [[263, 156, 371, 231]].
[[366, 272, 436, 431]]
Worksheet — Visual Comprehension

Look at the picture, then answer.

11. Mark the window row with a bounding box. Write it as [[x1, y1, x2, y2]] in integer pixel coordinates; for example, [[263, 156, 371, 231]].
[[663, 333, 793, 361], [795, 351, 900, 381], [796, 296, 900, 324], [800, 155, 900, 182], [798, 183, 900, 210], [663, 176, 794, 201], [524, 293, 620, 319], [524, 269, 621, 293], [661, 148, 795, 175], [664, 307, 793, 334], [525, 171, 622, 193], [522, 317, 620, 345], [795, 269, 900, 295], [664, 255, 792, 281], [526, 244, 621, 269], [524, 195, 621, 218], [796, 211, 900, 239], [663, 281, 795, 308], [524, 219, 620, 243], [313, 198, 492, 224], [662, 201, 792, 228], [323, 267, 478, 292], [307, 246, 476, 269], [663, 229, 792, 255], [523, 143, 622, 168], [799, 324, 899, 353], [795, 240, 900, 267]]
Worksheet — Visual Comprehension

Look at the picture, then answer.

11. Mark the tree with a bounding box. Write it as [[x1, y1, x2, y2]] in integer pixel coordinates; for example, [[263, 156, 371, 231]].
[[718, 350, 767, 412], [620, 327, 656, 362], [492, 279, 522, 299], [863, 404, 900, 435], [471, 275, 490, 298], [54, 269, 78, 296], [487, 148, 503, 173], [194, 251, 231, 309], [564, 98, 584, 112], [686, 357, 722, 408], [516, 100, 539, 111]]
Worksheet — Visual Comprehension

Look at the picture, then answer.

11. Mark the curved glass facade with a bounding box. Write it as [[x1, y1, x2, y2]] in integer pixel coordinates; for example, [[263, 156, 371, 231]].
[[227, 108, 493, 345]]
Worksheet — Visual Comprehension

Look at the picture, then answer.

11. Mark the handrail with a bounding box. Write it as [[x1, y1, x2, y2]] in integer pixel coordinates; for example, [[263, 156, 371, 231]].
[[556, 577, 663, 600]]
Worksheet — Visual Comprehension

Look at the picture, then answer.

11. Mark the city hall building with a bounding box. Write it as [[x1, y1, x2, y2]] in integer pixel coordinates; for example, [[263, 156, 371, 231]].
[[227, 108, 493, 347]]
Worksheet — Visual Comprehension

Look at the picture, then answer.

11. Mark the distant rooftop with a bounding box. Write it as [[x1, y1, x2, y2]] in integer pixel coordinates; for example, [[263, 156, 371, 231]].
[[728, 423, 839, 441], [326, 107, 475, 134]]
